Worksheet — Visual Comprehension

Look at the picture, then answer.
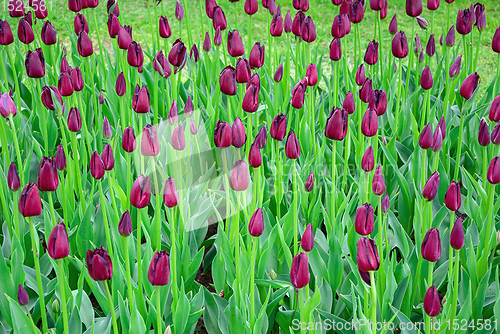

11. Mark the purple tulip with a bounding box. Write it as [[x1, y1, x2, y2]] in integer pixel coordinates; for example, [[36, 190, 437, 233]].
[[424, 286, 441, 317], [356, 238, 380, 271], [19, 183, 42, 217], [290, 252, 310, 289], [421, 228, 441, 262], [148, 251, 170, 286], [249, 208, 264, 237], [163, 177, 179, 208], [130, 175, 151, 209], [229, 160, 250, 191], [87, 247, 113, 281], [325, 107, 348, 141], [362, 146, 375, 172], [355, 203, 375, 236], [48, 223, 70, 260]]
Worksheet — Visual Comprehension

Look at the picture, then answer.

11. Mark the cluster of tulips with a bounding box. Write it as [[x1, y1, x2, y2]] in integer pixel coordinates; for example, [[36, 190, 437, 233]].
[[1, 0, 500, 333]]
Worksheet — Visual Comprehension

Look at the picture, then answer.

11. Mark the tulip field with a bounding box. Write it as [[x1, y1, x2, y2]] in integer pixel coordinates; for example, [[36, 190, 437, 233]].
[[2, 0, 500, 332]]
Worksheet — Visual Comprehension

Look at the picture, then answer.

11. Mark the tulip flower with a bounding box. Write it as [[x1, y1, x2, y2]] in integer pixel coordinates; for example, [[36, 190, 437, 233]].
[[422, 171, 440, 201], [392, 31, 409, 58], [431, 127, 443, 152], [206, 0, 216, 19], [219, 66, 238, 96], [141, 124, 160, 156], [243, 83, 259, 113], [148, 250, 170, 286], [127, 41, 144, 68], [213, 6, 227, 30], [231, 117, 246, 149], [132, 85, 150, 113], [167, 100, 178, 125], [87, 247, 113, 281], [174, 0, 184, 20], [170, 125, 185, 151], [270, 12, 283, 37], [249, 43, 265, 68], [449, 55, 462, 79], [359, 78, 373, 103], [421, 228, 441, 262], [116, 210, 133, 237], [293, 0, 309, 11], [419, 123, 433, 149], [66, 107, 82, 132], [475, 3, 485, 31], [460, 72, 480, 100], [107, 0, 119, 15], [101, 144, 114, 171], [153, 51, 172, 79], [291, 11, 305, 37], [99, 92, 104, 105], [456, 7, 474, 36], [361, 108, 378, 137], [285, 131, 300, 159], [270, 114, 287, 141], [355, 203, 375, 236], [443, 26, 455, 47], [253, 126, 267, 149], [493, 27, 500, 53], [489, 95, 500, 122], [372, 165, 386, 196], [423, 286, 441, 317], [163, 177, 179, 208], [371, 90, 387, 116], [416, 16, 428, 30], [388, 15, 398, 35], [427, 0, 439, 10], [299, 223, 314, 251], [487, 157, 500, 184], [249, 208, 264, 237], [349, 0, 364, 23], [235, 58, 251, 84], [61, 58, 72, 75], [227, 30, 245, 58], [214, 121, 232, 148], [19, 183, 42, 217], [342, 92, 355, 115], [426, 35, 436, 58], [74, 13, 89, 35], [290, 252, 310, 289], [184, 96, 194, 117], [86, 0, 98, 8], [338, 0, 348, 11], [41, 86, 63, 112], [244, 0, 258, 15], [291, 78, 308, 109], [203, 32, 211, 51], [229, 160, 250, 191], [406, 0, 422, 17], [190, 44, 200, 62], [491, 124, 500, 145], [284, 10, 292, 33], [57, 72, 74, 97], [248, 143, 262, 168], [130, 175, 151, 208], [41, 21, 57, 45], [0, 93, 17, 119], [419, 66, 434, 91], [305, 64, 318, 86], [213, 27, 222, 46], [55, 145, 67, 171], [25, 48, 45, 78], [449, 216, 465, 250], [331, 14, 349, 39], [381, 194, 390, 212], [18, 285, 29, 306], [361, 146, 375, 172], [0, 20, 14, 46], [356, 238, 380, 271], [355, 64, 366, 86], [364, 40, 379, 65], [90, 151, 105, 180], [38, 156, 59, 191], [8, 163, 21, 192], [438, 117, 446, 140], [48, 223, 70, 260], [325, 107, 348, 141], [117, 26, 132, 49], [107, 14, 120, 38], [413, 34, 422, 55], [329, 37, 342, 61], [9, 0, 25, 17], [478, 119, 491, 146], [77, 31, 93, 57], [168, 39, 187, 73], [301, 16, 316, 42], [304, 172, 314, 192]]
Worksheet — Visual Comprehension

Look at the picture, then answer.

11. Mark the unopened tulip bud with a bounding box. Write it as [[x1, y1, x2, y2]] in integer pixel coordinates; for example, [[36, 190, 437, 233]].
[[285, 131, 300, 159], [0, 20, 14, 46], [102, 116, 112, 139], [274, 63, 284, 82], [305, 63, 318, 86], [355, 203, 375, 236], [427, 0, 439, 10], [492, 123, 500, 145], [362, 146, 375, 172], [460, 72, 480, 100], [55, 144, 67, 171], [248, 143, 262, 168], [171, 125, 186, 151], [493, 26, 500, 53], [361, 108, 378, 137], [426, 34, 435, 57], [392, 31, 409, 58], [450, 216, 465, 250], [203, 32, 211, 52], [101, 144, 115, 171], [38, 156, 59, 191], [381, 194, 390, 212], [284, 10, 292, 33], [422, 171, 440, 201], [371, 90, 387, 116], [163, 177, 178, 208], [19, 183, 42, 217], [87, 247, 113, 281], [489, 95, 500, 122], [406, 0, 423, 17], [48, 222, 69, 259], [291, 78, 308, 109], [421, 66, 433, 90], [254, 126, 267, 149], [227, 30, 245, 57], [214, 120, 232, 148], [421, 228, 441, 262], [184, 96, 194, 118], [292, 11, 305, 37], [117, 26, 132, 49], [219, 66, 238, 96], [0, 93, 17, 119], [132, 85, 150, 113], [118, 210, 132, 237], [449, 55, 462, 79], [372, 165, 386, 195], [18, 15, 34, 45], [478, 119, 491, 146], [416, 16, 428, 30], [141, 124, 160, 156], [389, 15, 398, 35], [359, 78, 373, 103], [77, 31, 93, 57], [329, 37, 342, 61], [342, 92, 355, 114], [25, 48, 45, 78], [487, 157, 500, 184], [229, 160, 249, 191], [356, 64, 366, 86], [444, 181, 461, 211], [190, 120, 198, 135], [419, 123, 433, 149], [244, 0, 258, 15], [74, 13, 89, 35], [213, 6, 227, 31], [270, 12, 283, 37], [249, 208, 264, 237], [325, 107, 348, 141], [90, 151, 105, 180], [431, 127, 443, 152], [364, 40, 379, 65], [235, 58, 250, 84], [300, 223, 314, 251], [424, 286, 441, 317], [356, 238, 380, 271], [242, 83, 259, 113], [148, 250, 170, 286], [41, 21, 57, 45], [107, 14, 120, 38], [130, 175, 151, 209], [214, 27, 222, 46], [8, 163, 21, 192], [304, 172, 314, 192], [349, 0, 364, 23], [445, 26, 455, 47], [290, 252, 310, 289], [18, 285, 29, 306], [270, 114, 287, 141]]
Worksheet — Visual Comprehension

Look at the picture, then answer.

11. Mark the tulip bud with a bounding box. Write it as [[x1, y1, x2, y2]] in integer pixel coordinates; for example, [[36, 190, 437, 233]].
[[247, 142, 262, 168], [489, 95, 500, 122], [70, 67, 83, 92], [118, 210, 132, 237], [392, 31, 410, 58], [329, 37, 342, 61], [426, 34, 435, 57], [445, 25, 455, 47], [54, 144, 66, 171], [478, 119, 491, 147], [444, 181, 461, 211], [269, 114, 287, 142], [342, 92, 355, 115], [244, 0, 258, 15], [7, 162, 21, 192], [325, 107, 348, 141], [372, 165, 386, 196], [214, 120, 232, 148], [420, 66, 434, 90], [127, 41, 144, 68], [304, 172, 314, 192], [421, 228, 441, 262], [107, 14, 120, 38], [77, 31, 93, 57], [0, 20, 14, 46], [148, 250, 170, 286], [449, 55, 462, 79], [291, 11, 305, 37], [231, 117, 246, 148], [290, 252, 310, 289], [416, 16, 428, 30], [370, 90, 387, 116], [356, 238, 380, 271], [213, 6, 227, 31], [99, 144, 114, 171], [18, 285, 29, 306], [254, 126, 267, 149], [229, 160, 250, 191], [361, 108, 378, 137], [242, 82, 259, 113], [249, 42, 265, 68], [0, 93, 17, 119], [187, 121, 196, 137], [273, 63, 284, 83], [493, 26, 500, 53], [359, 78, 373, 103], [25, 48, 45, 78], [48, 222, 70, 260], [338, 0, 349, 13], [167, 100, 179, 125], [219, 66, 238, 96], [173, 0, 184, 20], [406, 0, 423, 17], [205, 0, 216, 19], [291, 78, 308, 109], [388, 15, 398, 35], [356, 64, 366, 86], [163, 177, 179, 208], [424, 285, 441, 317], [457, 8, 473, 35], [422, 171, 440, 201], [305, 63, 318, 87], [57, 72, 74, 97], [130, 175, 151, 209], [189, 44, 200, 63], [283, 10, 293, 33], [460, 72, 480, 100], [419, 123, 433, 149], [37, 156, 59, 191], [298, 223, 314, 252], [9, 0, 25, 16], [492, 123, 500, 145], [87, 247, 113, 281], [285, 131, 300, 159], [152, 51, 172, 79], [270, 12, 283, 37], [67, 107, 82, 132], [213, 27, 222, 46], [488, 157, 500, 184], [90, 151, 105, 180], [332, 14, 350, 39], [74, 13, 89, 35], [17, 15, 34, 45], [364, 40, 379, 65], [140, 124, 160, 156], [355, 203, 375, 236], [170, 124, 185, 151], [448, 216, 465, 250], [361, 146, 375, 172], [168, 39, 187, 73], [431, 127, 443, 152], [117, 25, 132, 49], [249, 208, 264, 237], [381, 194, 390, 212], [132, 85, 150, 113], [349, 0, 364, 23], [41, 21, 57, 46], [19, 183, 42, 217]]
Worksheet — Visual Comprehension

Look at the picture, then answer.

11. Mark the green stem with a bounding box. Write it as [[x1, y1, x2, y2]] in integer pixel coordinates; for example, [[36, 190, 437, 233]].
[[156, 286, 162, 334], [473, 32, 481, 72], [448, 250, 460, 334], [8, 116, 24, 184], [421, 149, 427, 190], [57, 259, 70, 334], [98, 180, 114, 259], [171, 207, 178, 303], [28, 218, 48, 333], [108, 171, 120, 221], [35, 79, 49, 154], [122, 236, 134, 313], [293, 161, 298, 255], [369, 271, 377, 334], [495, 53, 500, 96], [250, 237, 257, 328], [395, 58, 403, 138], [104, 280, 119, 334], [222, 149, 231, 236], [137, 208, 144, 301], [453, 106, 465, 181], [248, 15, 252, 57], [47, 192, 57, 229], [126, 153, 132, 210], [7, 45, 22, 117], [331, 140, 337, 228], [152, 160, 162, 251], [482, 145, 488, 188]]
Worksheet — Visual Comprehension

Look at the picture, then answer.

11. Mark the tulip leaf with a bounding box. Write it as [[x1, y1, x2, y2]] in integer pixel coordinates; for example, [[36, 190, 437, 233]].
[[8, 295, 40, 334]]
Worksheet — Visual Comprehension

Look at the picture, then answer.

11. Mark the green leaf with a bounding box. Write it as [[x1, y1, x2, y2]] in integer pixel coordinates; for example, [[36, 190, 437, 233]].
[[8, 295, 40, 334]]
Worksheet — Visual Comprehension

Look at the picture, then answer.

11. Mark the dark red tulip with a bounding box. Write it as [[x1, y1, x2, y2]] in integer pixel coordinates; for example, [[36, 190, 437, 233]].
[[359, 268, 371, 285], [292, 11, 305, 37], [325, 107, 348, 141], [38, 156, 59, 191], [361, 108, 378, 137], [361, 146, 375, 172], [248, 142, 262, 168], [438, 117, 446, 139], [329, 37, 342, 61], [40, 21, 57, 46], [478, 119, 491, 147], [491, 123, 500, 145], [305, 64, 318, 86], [293, 0, 309, 11], [493, 26, 500, 53], [356, 64, 366, 86], [244, 0, 258, 15], [331, 14, 350, 39], [291, 78, 308, 109], [87, 247, 113, 281], [184, 96, 194, 118], [175, 0, 184, 20], [356, 238, 380, 271], [444, 181, 461, 211], [235, 58, 251, 83], [168, 100, 178, 125], [153, 51, 172, 79], [107, 14, 120, 38], [449, 55, 462, 78], [118, 210, 132, 237], [487, 157, 500, 184], [107, 0, 119, 16], [301, 16, 316, 42], [18, 285, 29, 306], [55, 144, 67, 171], [249, 208, 264, 237], [450, 216, 465, 250], [460, 72, 480, 100], [213, 6, 227, 30], [303, 172, 314, 192], [230, 160, 249, 191], [419, 123, 433, 149], [86, 0, 98, 8], [163, 177, 179, 208], [206, 0, 217, 19], [445, 25, 455, 47], [422, 171, 440, 201], [389, 15, 398, 35], [359, 78, 373, 103], [301, 223, 314, 251], [8, 162, 21, 192], [57, 72, 74, 97], [424, 286, 441, 317], [290, 252, 310, 289], [141, 124, 160, 156], [370, 90, 387, 116], [90, 151, 105, 180], [67, 107, 82, 132], [270, 114, 287, 141], [285, 131, 300, 159], [232, 117, 246, 148], [349, 0, 364, 23], [19, 183, 42, 217], [372, 165, 386, 196], [130, 175, 151, 208], [243, 83, 259, 113], [101, 113, 110, 136], [0, 20, 14, 46], [416, 17, 428, 30], [490, 95, 500, 122], [254, 126, 267, 149], [227, 30, 245, 58], [380, 3, 388, 20], [364, 40, 379, 65], [9, 0, 25, 17], [48, 223, 70, 260], [101, 144, 114, 171], [431, 127, 443, 152], [219, 66, 238, 96], [190, 44, 199, 62], [77, 31, 93, 57], [270, 13, 283, 38], [426, 35, 435, 57], [214, 27, 222, 46], [117, 25, 132, 49], [0, 93, 17, 119], [132, 85, 150, 113], [214, 120, 232, 148], [475, 3, 485, 31], [355, 203, 375, 236], [406, 0, 422, 17], [343, 92, 355, 114], [41, 86, 63, 112], [421, 66, 433, 90], [456, 8, 473, 35], [25, 48, 45, 78], [338, 0, 349, 12], [62, 58, 71, 76], [284, 10, 292, 33], [427, 0, 439, 10], [148, 250, 170, 286], [421, 228, 441, 262], [392, 31, 409, 58], [171, 125, 186, 151], [381, 194, 390, 212], [74, 13, 89, 35], [203, 32, 211, 51], [249, 42, 265, 68], [127, 41, 144, 68]]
